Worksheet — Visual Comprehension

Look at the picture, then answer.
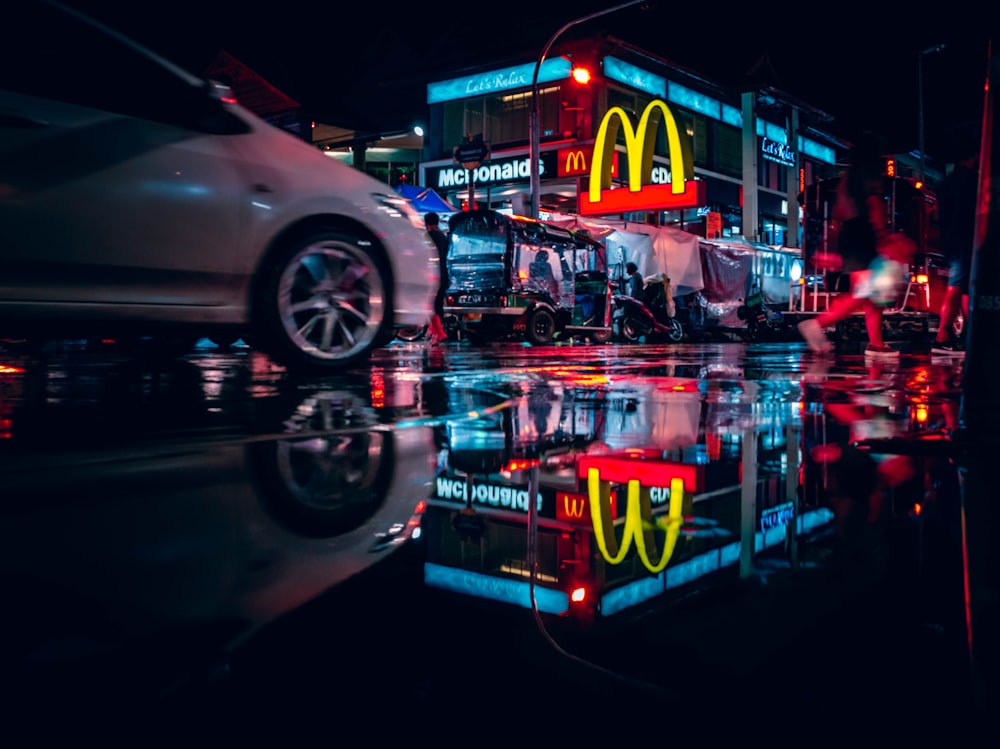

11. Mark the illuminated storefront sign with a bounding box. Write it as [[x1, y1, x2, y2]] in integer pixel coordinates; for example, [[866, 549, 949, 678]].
[[579, 456, 703, 574], [579, 99, 705, 216], [557, 482, 674, 525], [760, 501, 795, 531], [433, 475, 542, 513], [589, 471, 684, 574], [426, 152, 557, 191], [557, 146, 620, 178], [427, 58, 573, 104], [761, 137, 796, 166], [424, 563, 570, 614], [602, 56, 666, 98]]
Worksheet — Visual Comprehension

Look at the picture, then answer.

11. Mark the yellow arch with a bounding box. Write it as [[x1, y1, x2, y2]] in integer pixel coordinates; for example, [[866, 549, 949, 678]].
[[588, 467, 684, 574], [589, 99, 693, 204]]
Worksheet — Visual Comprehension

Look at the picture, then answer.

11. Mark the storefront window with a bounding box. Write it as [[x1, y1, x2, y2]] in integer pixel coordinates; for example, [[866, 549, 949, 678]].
[[675, 111, 708, 170], [441, 85, 565, 154], [716, 124, 742, 178]]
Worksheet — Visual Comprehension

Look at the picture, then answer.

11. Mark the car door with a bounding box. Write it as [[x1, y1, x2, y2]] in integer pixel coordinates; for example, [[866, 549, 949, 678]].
[[0, 2, 246, 311]]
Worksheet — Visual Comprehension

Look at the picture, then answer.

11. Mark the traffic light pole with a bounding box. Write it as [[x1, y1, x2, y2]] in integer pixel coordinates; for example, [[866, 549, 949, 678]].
[[529, 1, 644, 219]]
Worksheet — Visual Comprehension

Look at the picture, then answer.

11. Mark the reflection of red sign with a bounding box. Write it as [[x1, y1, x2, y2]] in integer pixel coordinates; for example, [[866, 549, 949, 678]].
[[576, 455, 702, 492], [557, 490, 617, 524], [557, 147, 619, 178]]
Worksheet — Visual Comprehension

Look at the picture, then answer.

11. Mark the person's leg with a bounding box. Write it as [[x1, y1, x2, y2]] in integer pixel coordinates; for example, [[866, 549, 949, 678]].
[[864, 302, 885, 348], [815, 291, 865, 328], [936, 285, 962, 343], [798, 270, 867, 354]]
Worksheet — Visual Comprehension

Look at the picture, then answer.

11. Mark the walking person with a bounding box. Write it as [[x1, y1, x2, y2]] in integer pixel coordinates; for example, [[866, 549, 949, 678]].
[[625, 262, 644, 299], [797, 133, 910, 362], [932, 126, 980, 356], [424, 212, 450, 344]]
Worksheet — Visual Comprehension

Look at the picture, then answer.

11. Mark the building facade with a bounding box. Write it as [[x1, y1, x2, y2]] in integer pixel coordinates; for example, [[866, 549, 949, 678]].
[[419, 35, 849, 246]]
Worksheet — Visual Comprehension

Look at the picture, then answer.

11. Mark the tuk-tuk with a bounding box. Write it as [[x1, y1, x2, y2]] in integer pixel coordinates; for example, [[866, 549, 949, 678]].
[[443, 210, 613, 345]]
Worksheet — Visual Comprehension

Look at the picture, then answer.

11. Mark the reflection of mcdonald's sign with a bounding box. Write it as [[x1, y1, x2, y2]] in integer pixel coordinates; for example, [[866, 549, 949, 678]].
[[579, 456, 702, 574], [588, 469, 684, 574], [578, 99, 706, 216], [557, 146, 619, 179], [556, 490, 603, 524]]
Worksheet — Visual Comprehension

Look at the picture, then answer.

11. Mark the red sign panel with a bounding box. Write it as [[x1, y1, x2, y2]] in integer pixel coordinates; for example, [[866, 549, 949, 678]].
[[557, 147, 618, 178], [578, 180, 706, 216]]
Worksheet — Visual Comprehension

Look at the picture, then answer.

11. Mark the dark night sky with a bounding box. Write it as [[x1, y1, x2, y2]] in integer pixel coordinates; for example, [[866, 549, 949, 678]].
[[64, 0, 992, 164]]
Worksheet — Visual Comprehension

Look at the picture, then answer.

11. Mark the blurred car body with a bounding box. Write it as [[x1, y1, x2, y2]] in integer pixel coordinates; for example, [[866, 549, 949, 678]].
[[0, 1, 437, 371]]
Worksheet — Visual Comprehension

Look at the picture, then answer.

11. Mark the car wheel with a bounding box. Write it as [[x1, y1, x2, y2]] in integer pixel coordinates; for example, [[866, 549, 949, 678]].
[[526, 308, 556, 345], [255, 229, 391, 371], [250, 427, 394, 538]]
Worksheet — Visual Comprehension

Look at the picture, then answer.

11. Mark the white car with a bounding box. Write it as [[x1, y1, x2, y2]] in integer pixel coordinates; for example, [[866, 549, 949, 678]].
[[0, 1, 438, 371]]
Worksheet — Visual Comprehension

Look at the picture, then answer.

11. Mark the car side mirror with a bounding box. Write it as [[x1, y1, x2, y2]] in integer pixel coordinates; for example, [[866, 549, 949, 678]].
[[194, 79, 250, 135], [205, 79, 237, 104]]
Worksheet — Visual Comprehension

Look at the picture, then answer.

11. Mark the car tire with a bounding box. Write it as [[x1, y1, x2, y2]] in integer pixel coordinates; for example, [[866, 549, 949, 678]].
[[250, 430, 395, 538], [526, 308, 556, 345], [255, 229, 391, 371]]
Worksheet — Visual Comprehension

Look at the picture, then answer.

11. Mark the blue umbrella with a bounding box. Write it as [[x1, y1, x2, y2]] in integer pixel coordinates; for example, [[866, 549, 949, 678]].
[[395, 184, 459, 214]]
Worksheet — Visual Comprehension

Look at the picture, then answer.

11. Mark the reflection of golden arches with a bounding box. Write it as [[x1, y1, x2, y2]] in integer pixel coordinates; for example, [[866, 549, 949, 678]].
[[589, 100, 693, 203], [587, 467, 684, 574], [563, 495, 585, 518]]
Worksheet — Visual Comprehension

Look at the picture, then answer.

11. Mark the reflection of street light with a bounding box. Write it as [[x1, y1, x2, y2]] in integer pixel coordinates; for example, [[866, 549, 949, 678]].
[[918, 43, 946, 181], [528, 0, 644, 219]]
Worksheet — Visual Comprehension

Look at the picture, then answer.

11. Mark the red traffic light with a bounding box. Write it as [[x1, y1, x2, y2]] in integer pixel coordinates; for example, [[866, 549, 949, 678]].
[[571, 66, 592, 85]]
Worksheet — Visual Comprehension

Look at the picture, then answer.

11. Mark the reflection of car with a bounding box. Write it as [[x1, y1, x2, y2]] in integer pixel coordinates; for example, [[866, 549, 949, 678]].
[[0, 1, 436, 371], [0, 389, 437, 706], [444, 210, 613, 345]]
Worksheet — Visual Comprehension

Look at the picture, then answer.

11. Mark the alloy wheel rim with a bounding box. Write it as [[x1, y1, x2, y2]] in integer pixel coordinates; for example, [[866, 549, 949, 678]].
[[277, 240, 385, 360]]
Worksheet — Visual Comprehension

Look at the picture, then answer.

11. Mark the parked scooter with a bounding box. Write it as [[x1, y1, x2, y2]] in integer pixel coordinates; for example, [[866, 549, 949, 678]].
[[736, 282, 783, 341], [612, 274, 684, 343]]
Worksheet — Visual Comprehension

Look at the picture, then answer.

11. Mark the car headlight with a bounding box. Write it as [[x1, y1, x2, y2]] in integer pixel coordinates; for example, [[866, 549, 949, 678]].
[[371, 193, 425, 232]]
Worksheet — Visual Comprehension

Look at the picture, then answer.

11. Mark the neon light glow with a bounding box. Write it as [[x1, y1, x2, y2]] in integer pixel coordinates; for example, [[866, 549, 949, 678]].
[[588, 469, 685, 574], [600, 508, 834, 615], [423, 563, 570, 614], [581, 100, 704, 215], [427, 58, 573, 104], [603, 56, 666, 97]]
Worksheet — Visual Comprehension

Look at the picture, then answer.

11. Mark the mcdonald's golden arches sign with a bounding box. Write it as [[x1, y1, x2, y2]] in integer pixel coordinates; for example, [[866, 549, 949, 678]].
[[578, 99, 706, 216]]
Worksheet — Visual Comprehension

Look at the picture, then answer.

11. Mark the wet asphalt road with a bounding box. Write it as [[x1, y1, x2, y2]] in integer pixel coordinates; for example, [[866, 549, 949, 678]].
[[0, 335, 992, 741]]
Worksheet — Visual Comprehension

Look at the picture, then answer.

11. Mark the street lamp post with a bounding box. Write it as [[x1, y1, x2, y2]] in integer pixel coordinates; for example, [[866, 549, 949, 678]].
[[528, 0, 644, 219], [918, 43, 946, 182]]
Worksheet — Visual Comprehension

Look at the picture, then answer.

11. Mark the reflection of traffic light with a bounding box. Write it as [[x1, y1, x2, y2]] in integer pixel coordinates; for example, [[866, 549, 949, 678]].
[[571, 65, 592, 85]]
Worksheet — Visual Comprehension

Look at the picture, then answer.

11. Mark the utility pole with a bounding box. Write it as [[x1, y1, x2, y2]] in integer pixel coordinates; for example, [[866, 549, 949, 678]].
[[529, 1, 644, 219]]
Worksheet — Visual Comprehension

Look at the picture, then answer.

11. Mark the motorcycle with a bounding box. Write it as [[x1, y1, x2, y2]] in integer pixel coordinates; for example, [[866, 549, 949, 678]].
[[612, 275, 684, 343], [736, 284, 783, 341]]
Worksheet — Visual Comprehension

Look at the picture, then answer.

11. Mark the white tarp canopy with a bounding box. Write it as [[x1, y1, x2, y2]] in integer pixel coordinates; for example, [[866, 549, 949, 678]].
[[542, 212, 704, 295]]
